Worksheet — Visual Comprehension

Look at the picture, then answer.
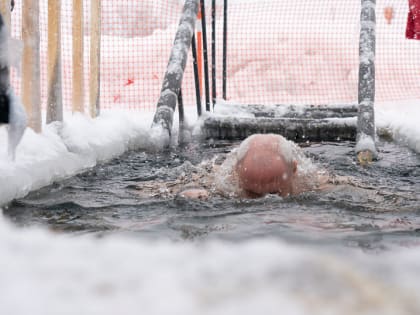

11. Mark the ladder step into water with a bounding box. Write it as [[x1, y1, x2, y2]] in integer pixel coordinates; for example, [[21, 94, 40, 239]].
[[201, 103, 358, 142]]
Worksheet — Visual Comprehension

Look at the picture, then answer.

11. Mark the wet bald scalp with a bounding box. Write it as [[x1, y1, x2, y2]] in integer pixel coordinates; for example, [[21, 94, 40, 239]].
[[235, 134, 297, 197]]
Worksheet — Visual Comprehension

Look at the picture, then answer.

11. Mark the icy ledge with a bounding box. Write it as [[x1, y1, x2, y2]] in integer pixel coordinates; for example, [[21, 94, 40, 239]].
[[0, 111, 153, 206]]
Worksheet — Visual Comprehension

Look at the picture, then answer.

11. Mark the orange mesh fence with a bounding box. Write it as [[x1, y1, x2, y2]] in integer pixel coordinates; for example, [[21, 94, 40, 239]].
[[8, 1, 420, 112]]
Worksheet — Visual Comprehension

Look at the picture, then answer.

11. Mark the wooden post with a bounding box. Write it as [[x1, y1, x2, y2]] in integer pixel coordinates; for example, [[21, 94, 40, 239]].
[[72, 0, 84, 113], [0, 1, 11, 29], [357, 0, 377, 165], [22, 0, 41, 132], [89, 0, 101, 118], [47, 0, 63, 123]]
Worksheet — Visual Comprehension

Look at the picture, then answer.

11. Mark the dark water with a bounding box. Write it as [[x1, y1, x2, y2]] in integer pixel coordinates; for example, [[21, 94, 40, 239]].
[[3, 139, 420, 251]]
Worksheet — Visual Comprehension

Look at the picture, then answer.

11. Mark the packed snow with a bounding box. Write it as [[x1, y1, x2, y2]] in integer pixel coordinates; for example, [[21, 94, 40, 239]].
[[1, 0, 420, 314], [1, 213, 420, 315], [0, 110, 152, 204]]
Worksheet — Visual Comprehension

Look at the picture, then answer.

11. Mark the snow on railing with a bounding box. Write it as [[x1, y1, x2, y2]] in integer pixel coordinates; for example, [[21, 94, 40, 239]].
[[151, 0, 199, 145], [357, 0, 377, 163]]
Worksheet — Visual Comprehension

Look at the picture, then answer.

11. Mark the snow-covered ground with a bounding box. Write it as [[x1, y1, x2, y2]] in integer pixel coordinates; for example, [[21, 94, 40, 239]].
[[1, 0, 420, 313], [0, 110, 151, 204], [1, 213, 420, 315]]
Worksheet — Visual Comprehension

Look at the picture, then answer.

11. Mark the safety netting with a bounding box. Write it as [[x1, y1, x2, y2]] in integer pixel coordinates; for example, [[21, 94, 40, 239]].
[[8, 0, 420, 112]]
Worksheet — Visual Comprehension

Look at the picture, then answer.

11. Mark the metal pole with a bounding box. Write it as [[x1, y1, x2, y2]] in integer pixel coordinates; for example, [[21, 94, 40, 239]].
[[178, 88, 184, 126], [191, 34, 202, 116], [357, 0, 377, 165], [200, 0, 211, 112], [196, 8, 203, 98], [222, 0, 227, 100], [152, 0, 199, 143], [211, 0, 216, 107]]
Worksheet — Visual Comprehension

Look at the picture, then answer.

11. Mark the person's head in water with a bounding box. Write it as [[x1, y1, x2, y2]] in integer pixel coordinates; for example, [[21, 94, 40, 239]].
[[235, 134, 298, 197]]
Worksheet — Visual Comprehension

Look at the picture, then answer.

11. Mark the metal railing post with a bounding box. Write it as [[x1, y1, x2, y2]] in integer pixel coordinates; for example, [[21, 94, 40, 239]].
[[222, 0, 228, 100], [151, 0, 199, 145], [192, 34, 202, 116], [211, 0, 216, 107], [200, 0, 211, 112], [357, 0, 377, 164]]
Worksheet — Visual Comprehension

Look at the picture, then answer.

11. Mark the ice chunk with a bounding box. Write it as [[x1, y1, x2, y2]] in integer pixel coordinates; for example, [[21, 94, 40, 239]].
[[7, 89, 27, 160]]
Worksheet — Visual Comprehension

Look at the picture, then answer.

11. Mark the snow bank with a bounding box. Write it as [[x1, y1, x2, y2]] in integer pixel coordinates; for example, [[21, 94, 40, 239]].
[[0, 214, 419, 315], [0, 111, 154, 205], [376, 100, 420, 154]]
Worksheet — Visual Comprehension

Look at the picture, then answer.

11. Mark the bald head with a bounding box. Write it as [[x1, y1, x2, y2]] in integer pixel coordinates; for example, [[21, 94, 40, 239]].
[[235, 134, 297, 197]]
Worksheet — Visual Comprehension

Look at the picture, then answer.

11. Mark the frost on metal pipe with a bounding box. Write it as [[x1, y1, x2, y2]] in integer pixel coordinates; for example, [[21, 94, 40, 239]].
[[357, 0, 377, 164], [151, 0, 199, 148]]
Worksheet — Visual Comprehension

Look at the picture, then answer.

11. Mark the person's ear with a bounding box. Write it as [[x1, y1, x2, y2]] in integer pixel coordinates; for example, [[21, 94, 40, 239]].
[[292, 160, 298, 174]]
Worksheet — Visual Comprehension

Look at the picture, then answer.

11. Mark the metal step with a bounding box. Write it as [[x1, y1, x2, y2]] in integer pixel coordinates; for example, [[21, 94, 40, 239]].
[[201, 104, 358, 142]]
